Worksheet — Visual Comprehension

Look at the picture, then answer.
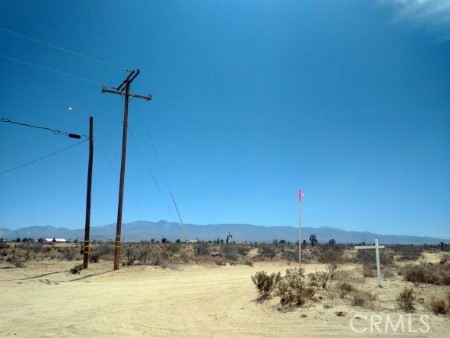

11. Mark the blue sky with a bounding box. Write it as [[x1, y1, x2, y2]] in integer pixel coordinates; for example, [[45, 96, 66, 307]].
[[0, 0, 449, 239]]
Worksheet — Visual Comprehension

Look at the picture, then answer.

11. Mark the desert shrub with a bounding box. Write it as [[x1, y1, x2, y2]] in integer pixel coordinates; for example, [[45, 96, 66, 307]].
[[351, 289, 376, 307], [165, 243, 181, 255], [236, 245, 251, 256], [307, 269, 334, 289], [356, 249, 392, 267], [282, 250, 297, 262], [259, 244, 276, 259], [93, 244, 114, 259], [275, 267, 315, 306], [21, 242, 42, 253], [394, 245, 423, 261], [429, 299, 447, 315], [222, 244, 239, 261], [307, 272, 320, 286], [70, 264, 83, 274], [6, 254, 24, 268], [0, 242, 10, 250], [399, 263, 450, 285], [60, 247, 77, 261], [363, 265, 376, 278], [396, 287, 417, 312], [318, 245, 344, 264], [89, 253, 99, 263], [251, 271, 281, 297], [339, 282, 354, 298], [194, 242, 209, 256]]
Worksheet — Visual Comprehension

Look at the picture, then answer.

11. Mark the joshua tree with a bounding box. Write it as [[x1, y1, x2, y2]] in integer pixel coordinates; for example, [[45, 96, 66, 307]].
[[226, 232, 233, 245], [309, 234, 318, 247]]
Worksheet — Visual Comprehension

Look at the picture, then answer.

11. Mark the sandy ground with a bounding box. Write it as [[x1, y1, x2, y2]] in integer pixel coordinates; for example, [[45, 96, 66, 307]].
[[1, 259, 449, 337]]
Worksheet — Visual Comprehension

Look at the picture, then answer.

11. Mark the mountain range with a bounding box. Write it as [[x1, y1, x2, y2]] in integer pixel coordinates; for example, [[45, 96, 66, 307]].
[[0, 220, 448, 245]]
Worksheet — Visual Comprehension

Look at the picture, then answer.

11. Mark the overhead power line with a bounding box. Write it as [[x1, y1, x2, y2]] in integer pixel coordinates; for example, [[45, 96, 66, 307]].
[[1, 117, 86, 139], [0, 27, 122, 70], [0, 54, 102, 86], [0, 139, 87, 176]]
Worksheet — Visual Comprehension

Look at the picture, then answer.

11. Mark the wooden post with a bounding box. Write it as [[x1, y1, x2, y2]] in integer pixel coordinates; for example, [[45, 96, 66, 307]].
[[354, 239, 385, 287], [83, 117, 94, 269]]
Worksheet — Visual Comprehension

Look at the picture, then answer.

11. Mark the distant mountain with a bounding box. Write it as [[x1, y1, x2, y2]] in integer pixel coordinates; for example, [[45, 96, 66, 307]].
[[0, 221, 448, 245]]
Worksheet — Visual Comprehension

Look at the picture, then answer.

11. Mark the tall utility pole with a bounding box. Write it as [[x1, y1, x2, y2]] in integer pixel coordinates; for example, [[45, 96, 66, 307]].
[[298, 189, 304, 264], [83, 117, 94, 269], [102, 69, 152, 270]]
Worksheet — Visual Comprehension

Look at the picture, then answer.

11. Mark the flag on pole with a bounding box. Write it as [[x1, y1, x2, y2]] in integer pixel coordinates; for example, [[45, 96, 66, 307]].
[[299, 189, 304, 202]]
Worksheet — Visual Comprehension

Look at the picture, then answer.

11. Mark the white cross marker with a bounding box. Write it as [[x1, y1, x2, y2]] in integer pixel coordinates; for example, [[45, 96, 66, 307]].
[[354, 239, 385, 288]]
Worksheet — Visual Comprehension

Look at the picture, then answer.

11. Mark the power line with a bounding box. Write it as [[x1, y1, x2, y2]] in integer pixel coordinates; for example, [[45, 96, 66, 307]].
[[0, 54, 102, 86], [0, 140, 87, 176], [0, 27, 122, 70], [1, 117, 87, 139], [95, 140, 150, 223], [128, 127, 178, 223], [134, 110, 188, 239]]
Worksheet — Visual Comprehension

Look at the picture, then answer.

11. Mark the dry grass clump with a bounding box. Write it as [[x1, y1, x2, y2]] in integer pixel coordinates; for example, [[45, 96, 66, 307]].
[[429, 298, 448, 315], [399, 262, 450, 285], [351, 289, 377, 307]]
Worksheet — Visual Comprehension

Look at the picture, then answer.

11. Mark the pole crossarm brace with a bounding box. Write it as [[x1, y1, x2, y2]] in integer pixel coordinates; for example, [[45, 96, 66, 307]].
[[101, 69, 152, 101], [101, 88, 152, 101], [101, 68, 152, 271]]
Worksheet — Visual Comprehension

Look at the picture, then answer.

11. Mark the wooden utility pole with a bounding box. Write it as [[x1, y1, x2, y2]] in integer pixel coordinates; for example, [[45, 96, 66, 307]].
[[83, 117, 94, 269], [102, 69, 152, 270]]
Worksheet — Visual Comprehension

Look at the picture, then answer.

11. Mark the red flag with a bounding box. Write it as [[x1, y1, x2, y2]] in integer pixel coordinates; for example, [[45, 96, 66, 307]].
[[299, 189, 304, 202]]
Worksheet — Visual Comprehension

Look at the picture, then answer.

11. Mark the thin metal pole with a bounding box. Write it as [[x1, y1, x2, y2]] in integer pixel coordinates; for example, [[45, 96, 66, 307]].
[[83, 117, 94, 269], [114, 82, 130, 270], [298, 199, 302, 265]]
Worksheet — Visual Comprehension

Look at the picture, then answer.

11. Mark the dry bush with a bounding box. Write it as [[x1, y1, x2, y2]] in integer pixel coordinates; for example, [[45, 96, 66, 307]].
[[221, 244, 239, 261], [20, 242, 43, 253], [282, 249, 297, 262], [351, 289, 376, 308], [70, 264, 83, 274], [356, 249, 393, 266], [393, 245, 423, 261], [251, 271, 281, 297], [338, 282, 354, 299], [259, 244, 276, 259], [193, 242, 209, 256], [399, 262, 450, 285], [6, 253, 25, 268], [92, 243, 115, 260], [58, 247, 78, 261], [429, 298, 447, 315], [396, 287, 417, 312], [318, 245, 344, 264], [0, 242, 10, 250], [275, 267, 315, 306], [236, 244, 252, 256], [363, 265, 376, 278]]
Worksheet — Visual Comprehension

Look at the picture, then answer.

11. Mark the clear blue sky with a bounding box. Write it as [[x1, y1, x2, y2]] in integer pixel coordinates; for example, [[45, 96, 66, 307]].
[[0, 0, 449, 239]]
